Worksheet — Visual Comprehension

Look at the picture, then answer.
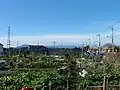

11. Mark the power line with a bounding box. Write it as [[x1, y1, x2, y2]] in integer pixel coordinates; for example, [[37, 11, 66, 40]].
[[102, 20, 120, 33], [112, 20, 120, 26], [102, 20, 120, 52]]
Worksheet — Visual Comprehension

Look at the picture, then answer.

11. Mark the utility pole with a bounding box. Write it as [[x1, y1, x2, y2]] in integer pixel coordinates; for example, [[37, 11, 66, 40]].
[[82, 42, 85, 56], [7, 26, 11, 56], [49, 81, 52, 90], [93, 41, 97, 48], [111, 26, 114, 52], [61, 44, 62, 48], [17, 40, 19, 47], [97, 34, 101, 55], [38, 40, 40, 46], [106, 26, 114, 53], [53, 41, 56, 48], [67, 73, 69, 90], [82, 42, 84, 52], [16, 40, 20, 61], [88, 38, 91, 48]]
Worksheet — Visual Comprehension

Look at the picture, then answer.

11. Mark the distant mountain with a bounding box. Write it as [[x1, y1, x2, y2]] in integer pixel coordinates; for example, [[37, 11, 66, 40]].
[[16, 44, 79, 49], [16, 44, 30, 49], [46, 45, 78, 48]]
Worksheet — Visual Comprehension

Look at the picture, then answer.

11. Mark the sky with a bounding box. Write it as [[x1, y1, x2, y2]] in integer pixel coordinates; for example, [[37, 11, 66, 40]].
[[0, 0, 120, 47]]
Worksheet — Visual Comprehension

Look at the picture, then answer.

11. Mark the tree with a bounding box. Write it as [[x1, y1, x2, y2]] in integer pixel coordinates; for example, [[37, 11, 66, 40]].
[[83, 45, 89, 52], [65, 54, 79, 90]]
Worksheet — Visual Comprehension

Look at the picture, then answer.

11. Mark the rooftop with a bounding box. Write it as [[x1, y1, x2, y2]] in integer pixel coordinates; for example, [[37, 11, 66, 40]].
[[0, 43, 3, 46]]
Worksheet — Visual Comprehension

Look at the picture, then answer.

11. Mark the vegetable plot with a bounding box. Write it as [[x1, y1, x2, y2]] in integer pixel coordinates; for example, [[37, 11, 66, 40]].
[[0, 71, 66, 90]]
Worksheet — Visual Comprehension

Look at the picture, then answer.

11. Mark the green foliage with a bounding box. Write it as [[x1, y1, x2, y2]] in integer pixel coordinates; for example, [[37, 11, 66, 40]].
[[2, 52, 120, 90], [15, 56, 65, 69], [0, 71, 66, 90]]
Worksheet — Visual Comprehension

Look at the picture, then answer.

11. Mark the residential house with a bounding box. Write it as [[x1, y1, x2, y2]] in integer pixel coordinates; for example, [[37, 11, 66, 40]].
[[0, 43, 4, 56], [102, 43, 117, 53], [16, 45, 48, 55]]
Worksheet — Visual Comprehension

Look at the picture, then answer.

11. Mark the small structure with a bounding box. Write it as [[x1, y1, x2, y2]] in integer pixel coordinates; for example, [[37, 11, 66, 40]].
[[102, 43, 117, 53], [16, 45, 48, 55], [29, 45, 48, 54], [0, 43, 3, 56], [0, 60, 7, 68], [89, 48, 98, 53]]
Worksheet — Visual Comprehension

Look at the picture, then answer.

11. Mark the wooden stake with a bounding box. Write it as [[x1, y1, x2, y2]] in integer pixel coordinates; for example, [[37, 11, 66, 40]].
[[34, 78, 37, 90], [49, 81, 52, 90], [67, 79, 69, 90], [103, 76, 108, 90]]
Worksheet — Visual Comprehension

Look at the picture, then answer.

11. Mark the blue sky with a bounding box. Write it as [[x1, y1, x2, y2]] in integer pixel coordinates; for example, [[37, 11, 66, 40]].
[[0, 0, 120, 46]]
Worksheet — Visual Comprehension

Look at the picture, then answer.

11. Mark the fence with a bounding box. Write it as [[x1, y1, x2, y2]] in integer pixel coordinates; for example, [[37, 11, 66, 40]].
[[109, 85, 120, 90], [88, 86, 103, 90], [20, 76, 120, 90], [88, 76, 120, 90]]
